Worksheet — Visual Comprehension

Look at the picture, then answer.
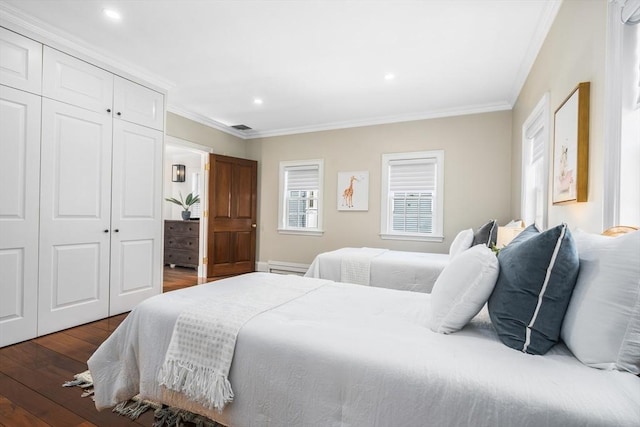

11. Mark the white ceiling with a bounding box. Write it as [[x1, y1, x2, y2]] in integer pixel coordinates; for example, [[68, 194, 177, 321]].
[[0, 0, 561, 139]]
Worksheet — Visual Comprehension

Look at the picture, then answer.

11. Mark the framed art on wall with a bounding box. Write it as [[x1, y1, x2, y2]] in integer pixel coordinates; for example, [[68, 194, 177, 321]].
[[338, 171, 368, 211], [552, 82, 590, 204]]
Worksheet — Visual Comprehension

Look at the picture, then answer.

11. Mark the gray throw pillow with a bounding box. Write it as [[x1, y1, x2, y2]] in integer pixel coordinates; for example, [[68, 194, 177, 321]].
[[488, 223, 579, 355], [471, 219, 498, 247]]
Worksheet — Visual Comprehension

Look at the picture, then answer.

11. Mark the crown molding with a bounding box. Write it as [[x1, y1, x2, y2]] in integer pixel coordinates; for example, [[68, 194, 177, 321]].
[[0, 1, 174, 92], [507, 0, 563, 105], [244, 101, 513, 139], [166, 104, 251, 140]]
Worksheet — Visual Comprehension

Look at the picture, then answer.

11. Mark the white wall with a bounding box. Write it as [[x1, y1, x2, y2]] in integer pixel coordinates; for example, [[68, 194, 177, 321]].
[[163, 149, 202, 220], [511, 0, 607, 232]]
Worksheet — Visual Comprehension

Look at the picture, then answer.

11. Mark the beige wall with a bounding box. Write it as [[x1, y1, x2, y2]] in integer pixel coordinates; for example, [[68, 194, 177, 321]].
[[166, 112, 247, 158], [247, 111, 513, 265], [511, 0, 607, 233]]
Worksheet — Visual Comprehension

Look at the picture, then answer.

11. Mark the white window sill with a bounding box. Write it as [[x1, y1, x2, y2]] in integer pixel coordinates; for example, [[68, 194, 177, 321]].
[[379, 233, 444, 243], [278, 228, 324, 237]]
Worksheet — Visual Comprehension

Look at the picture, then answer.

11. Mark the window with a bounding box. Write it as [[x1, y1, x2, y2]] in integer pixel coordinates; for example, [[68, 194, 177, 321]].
[[604, 0, 640, 227], [278, 159, 324, 235], [380, 151, 444, 241], [522, 93, 549, 229]]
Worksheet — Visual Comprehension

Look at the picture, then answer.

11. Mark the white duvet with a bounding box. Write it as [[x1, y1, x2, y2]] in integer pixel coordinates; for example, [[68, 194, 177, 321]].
[[305, 247, 450, 293], [88, 272, 640, 427]]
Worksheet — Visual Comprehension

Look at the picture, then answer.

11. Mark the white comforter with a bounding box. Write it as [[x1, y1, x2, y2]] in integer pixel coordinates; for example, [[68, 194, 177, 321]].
[[88, 272, 640, 427], [305, 247, 450, 292]]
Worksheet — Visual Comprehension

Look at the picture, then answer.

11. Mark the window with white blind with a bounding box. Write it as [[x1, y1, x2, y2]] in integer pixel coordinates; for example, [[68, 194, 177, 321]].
[[522, 93, 549, 230], [278, 159, 324, 235], [380, 151, 444, 241]]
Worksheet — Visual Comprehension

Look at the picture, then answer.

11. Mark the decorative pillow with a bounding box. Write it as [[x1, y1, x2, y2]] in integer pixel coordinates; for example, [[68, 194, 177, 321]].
[[430, 244, 500, 334], [449, 228, 474, 259], [472, 220, 498, 247], [488, 223, 579, 355], [561, 229, 640, 374]]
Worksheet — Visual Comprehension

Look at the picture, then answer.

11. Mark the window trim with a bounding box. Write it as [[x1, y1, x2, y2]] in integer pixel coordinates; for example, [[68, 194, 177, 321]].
[[278, 159, 324, 236], [521, 92, 550, 230], [380, 150, 444, 242]]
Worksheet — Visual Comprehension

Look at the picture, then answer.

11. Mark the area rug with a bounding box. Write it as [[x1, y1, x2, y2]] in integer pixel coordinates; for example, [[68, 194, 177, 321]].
[[63, 370, 223, 427]]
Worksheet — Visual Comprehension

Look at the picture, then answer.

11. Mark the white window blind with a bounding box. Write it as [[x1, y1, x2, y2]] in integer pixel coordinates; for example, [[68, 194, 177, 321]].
[[285, 166, 319, 191]]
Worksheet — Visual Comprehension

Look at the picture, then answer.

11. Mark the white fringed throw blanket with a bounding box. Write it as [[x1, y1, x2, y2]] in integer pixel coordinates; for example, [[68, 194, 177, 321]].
[[158, 274, 328, 412], [340, 248, 387, 285]]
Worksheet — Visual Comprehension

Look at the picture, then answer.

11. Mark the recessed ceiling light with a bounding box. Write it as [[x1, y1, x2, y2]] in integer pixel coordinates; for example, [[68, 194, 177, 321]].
[[103, 8, 122, 21], [253, 98, 263, 105], [384, 73, 395, 81]]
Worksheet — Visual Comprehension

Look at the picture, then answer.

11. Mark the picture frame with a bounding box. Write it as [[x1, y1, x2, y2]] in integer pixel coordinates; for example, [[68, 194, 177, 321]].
[[552, 82, 590, 204], [337, 171, 368, 211]]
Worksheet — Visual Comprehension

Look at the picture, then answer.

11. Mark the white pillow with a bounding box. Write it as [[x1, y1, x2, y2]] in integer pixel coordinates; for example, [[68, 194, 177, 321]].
[[430, 244, 499, 334], [449, 228, 474, 259], [561, 229, 640, 374]]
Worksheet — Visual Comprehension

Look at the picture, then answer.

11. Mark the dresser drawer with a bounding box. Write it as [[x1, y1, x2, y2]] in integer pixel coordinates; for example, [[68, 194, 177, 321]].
[[165, 220, 199, 236], [165, 235, 198, 250], [164, 249, 198, 268]]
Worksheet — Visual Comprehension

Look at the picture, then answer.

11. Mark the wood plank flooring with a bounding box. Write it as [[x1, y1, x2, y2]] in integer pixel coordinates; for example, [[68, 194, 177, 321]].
[[0, 267, 202, 427]]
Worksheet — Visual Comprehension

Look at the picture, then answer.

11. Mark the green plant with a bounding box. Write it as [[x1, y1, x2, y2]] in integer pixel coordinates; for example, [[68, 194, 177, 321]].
[[165, 192, 200, 211]]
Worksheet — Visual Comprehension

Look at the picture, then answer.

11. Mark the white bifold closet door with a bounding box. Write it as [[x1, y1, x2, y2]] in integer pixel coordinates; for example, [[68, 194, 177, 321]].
[[38, 98, 112, 335], [0, 86, 41, 347]]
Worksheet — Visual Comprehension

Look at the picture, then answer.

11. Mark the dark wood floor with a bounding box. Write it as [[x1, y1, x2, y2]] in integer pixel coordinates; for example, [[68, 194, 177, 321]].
[[0, 266, 203, 427]]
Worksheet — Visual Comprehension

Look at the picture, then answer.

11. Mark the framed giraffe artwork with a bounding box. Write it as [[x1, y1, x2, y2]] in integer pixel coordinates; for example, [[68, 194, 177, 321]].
[[337, 171, 369, 211]]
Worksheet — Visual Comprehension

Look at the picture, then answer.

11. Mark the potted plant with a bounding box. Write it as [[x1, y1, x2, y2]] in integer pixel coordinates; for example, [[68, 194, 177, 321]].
[[165, 192, 200, 220]]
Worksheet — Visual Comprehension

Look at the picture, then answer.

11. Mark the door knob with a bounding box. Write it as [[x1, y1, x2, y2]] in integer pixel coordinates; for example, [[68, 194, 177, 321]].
[[251, 224, 257, 228], [114, 229, 120, 233], [103, 229, 109, 233]]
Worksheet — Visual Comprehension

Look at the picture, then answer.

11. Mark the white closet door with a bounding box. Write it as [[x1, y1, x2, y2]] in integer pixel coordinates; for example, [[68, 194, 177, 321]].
[[0, 86, 41, 347], [38, 99, 112, 335], [43, 46, 113, 114], [0, 27, 42, 95], [113, 76, 164, 130], [109, 120, 163, 315]]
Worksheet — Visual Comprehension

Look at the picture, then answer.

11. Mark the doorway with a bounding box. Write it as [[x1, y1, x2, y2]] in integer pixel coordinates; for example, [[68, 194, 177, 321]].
[[163, 136, 210, 289]]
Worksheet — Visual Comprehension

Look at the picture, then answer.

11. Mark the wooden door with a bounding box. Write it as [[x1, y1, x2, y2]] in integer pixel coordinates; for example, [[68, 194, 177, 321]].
[[207, 154, 257, 278], [0, 86, 41, 347], [109, 120, 163, 315], [38, 99, 112, 336]]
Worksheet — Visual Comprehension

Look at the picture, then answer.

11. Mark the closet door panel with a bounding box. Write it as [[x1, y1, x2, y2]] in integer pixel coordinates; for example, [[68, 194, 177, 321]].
[[109, 120, 163, 315], [38, 99, 112, 335], [0, 27, 42, 94], [0, 86, 41, 347], [43, 46, 113, 114], [113, 76, 164, 130]]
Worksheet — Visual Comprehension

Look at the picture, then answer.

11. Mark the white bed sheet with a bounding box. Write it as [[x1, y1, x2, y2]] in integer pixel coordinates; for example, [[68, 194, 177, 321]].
[[88, 273, 640, 427], [305, 247, 450, 293]]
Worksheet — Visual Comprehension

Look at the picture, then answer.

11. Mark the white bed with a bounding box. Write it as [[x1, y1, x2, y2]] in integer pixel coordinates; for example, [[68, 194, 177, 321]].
[[88, 272, 640, 427], [304, 247, 450, 293]]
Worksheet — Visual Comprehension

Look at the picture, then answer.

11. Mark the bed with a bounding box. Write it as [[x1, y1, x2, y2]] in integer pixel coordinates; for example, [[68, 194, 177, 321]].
[[303, 220, 503, 292], [88, 231, 640, 427], [304, 247, 450, 292]]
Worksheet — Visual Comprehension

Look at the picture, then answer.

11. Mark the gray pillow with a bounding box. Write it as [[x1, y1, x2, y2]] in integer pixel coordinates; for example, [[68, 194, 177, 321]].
[[488, 223, 579, 355], [471, 219, 498, 247]]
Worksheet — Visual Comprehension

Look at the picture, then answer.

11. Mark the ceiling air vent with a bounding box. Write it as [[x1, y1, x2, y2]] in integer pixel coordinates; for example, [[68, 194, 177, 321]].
[[231, 124, 252, 131]]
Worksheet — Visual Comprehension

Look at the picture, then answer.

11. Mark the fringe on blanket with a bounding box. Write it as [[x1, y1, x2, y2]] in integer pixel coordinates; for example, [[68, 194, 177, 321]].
[[159, 358, 233, 412], [63, 370, 225, 426], [153, 406, 223, 427]]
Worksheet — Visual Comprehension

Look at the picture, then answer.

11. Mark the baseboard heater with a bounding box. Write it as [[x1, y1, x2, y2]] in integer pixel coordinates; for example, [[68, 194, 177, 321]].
[[266, 260, 310, 276]]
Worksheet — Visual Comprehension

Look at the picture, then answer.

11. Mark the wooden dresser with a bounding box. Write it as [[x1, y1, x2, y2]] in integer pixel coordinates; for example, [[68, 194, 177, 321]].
[[164, 220, 199, 269]]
